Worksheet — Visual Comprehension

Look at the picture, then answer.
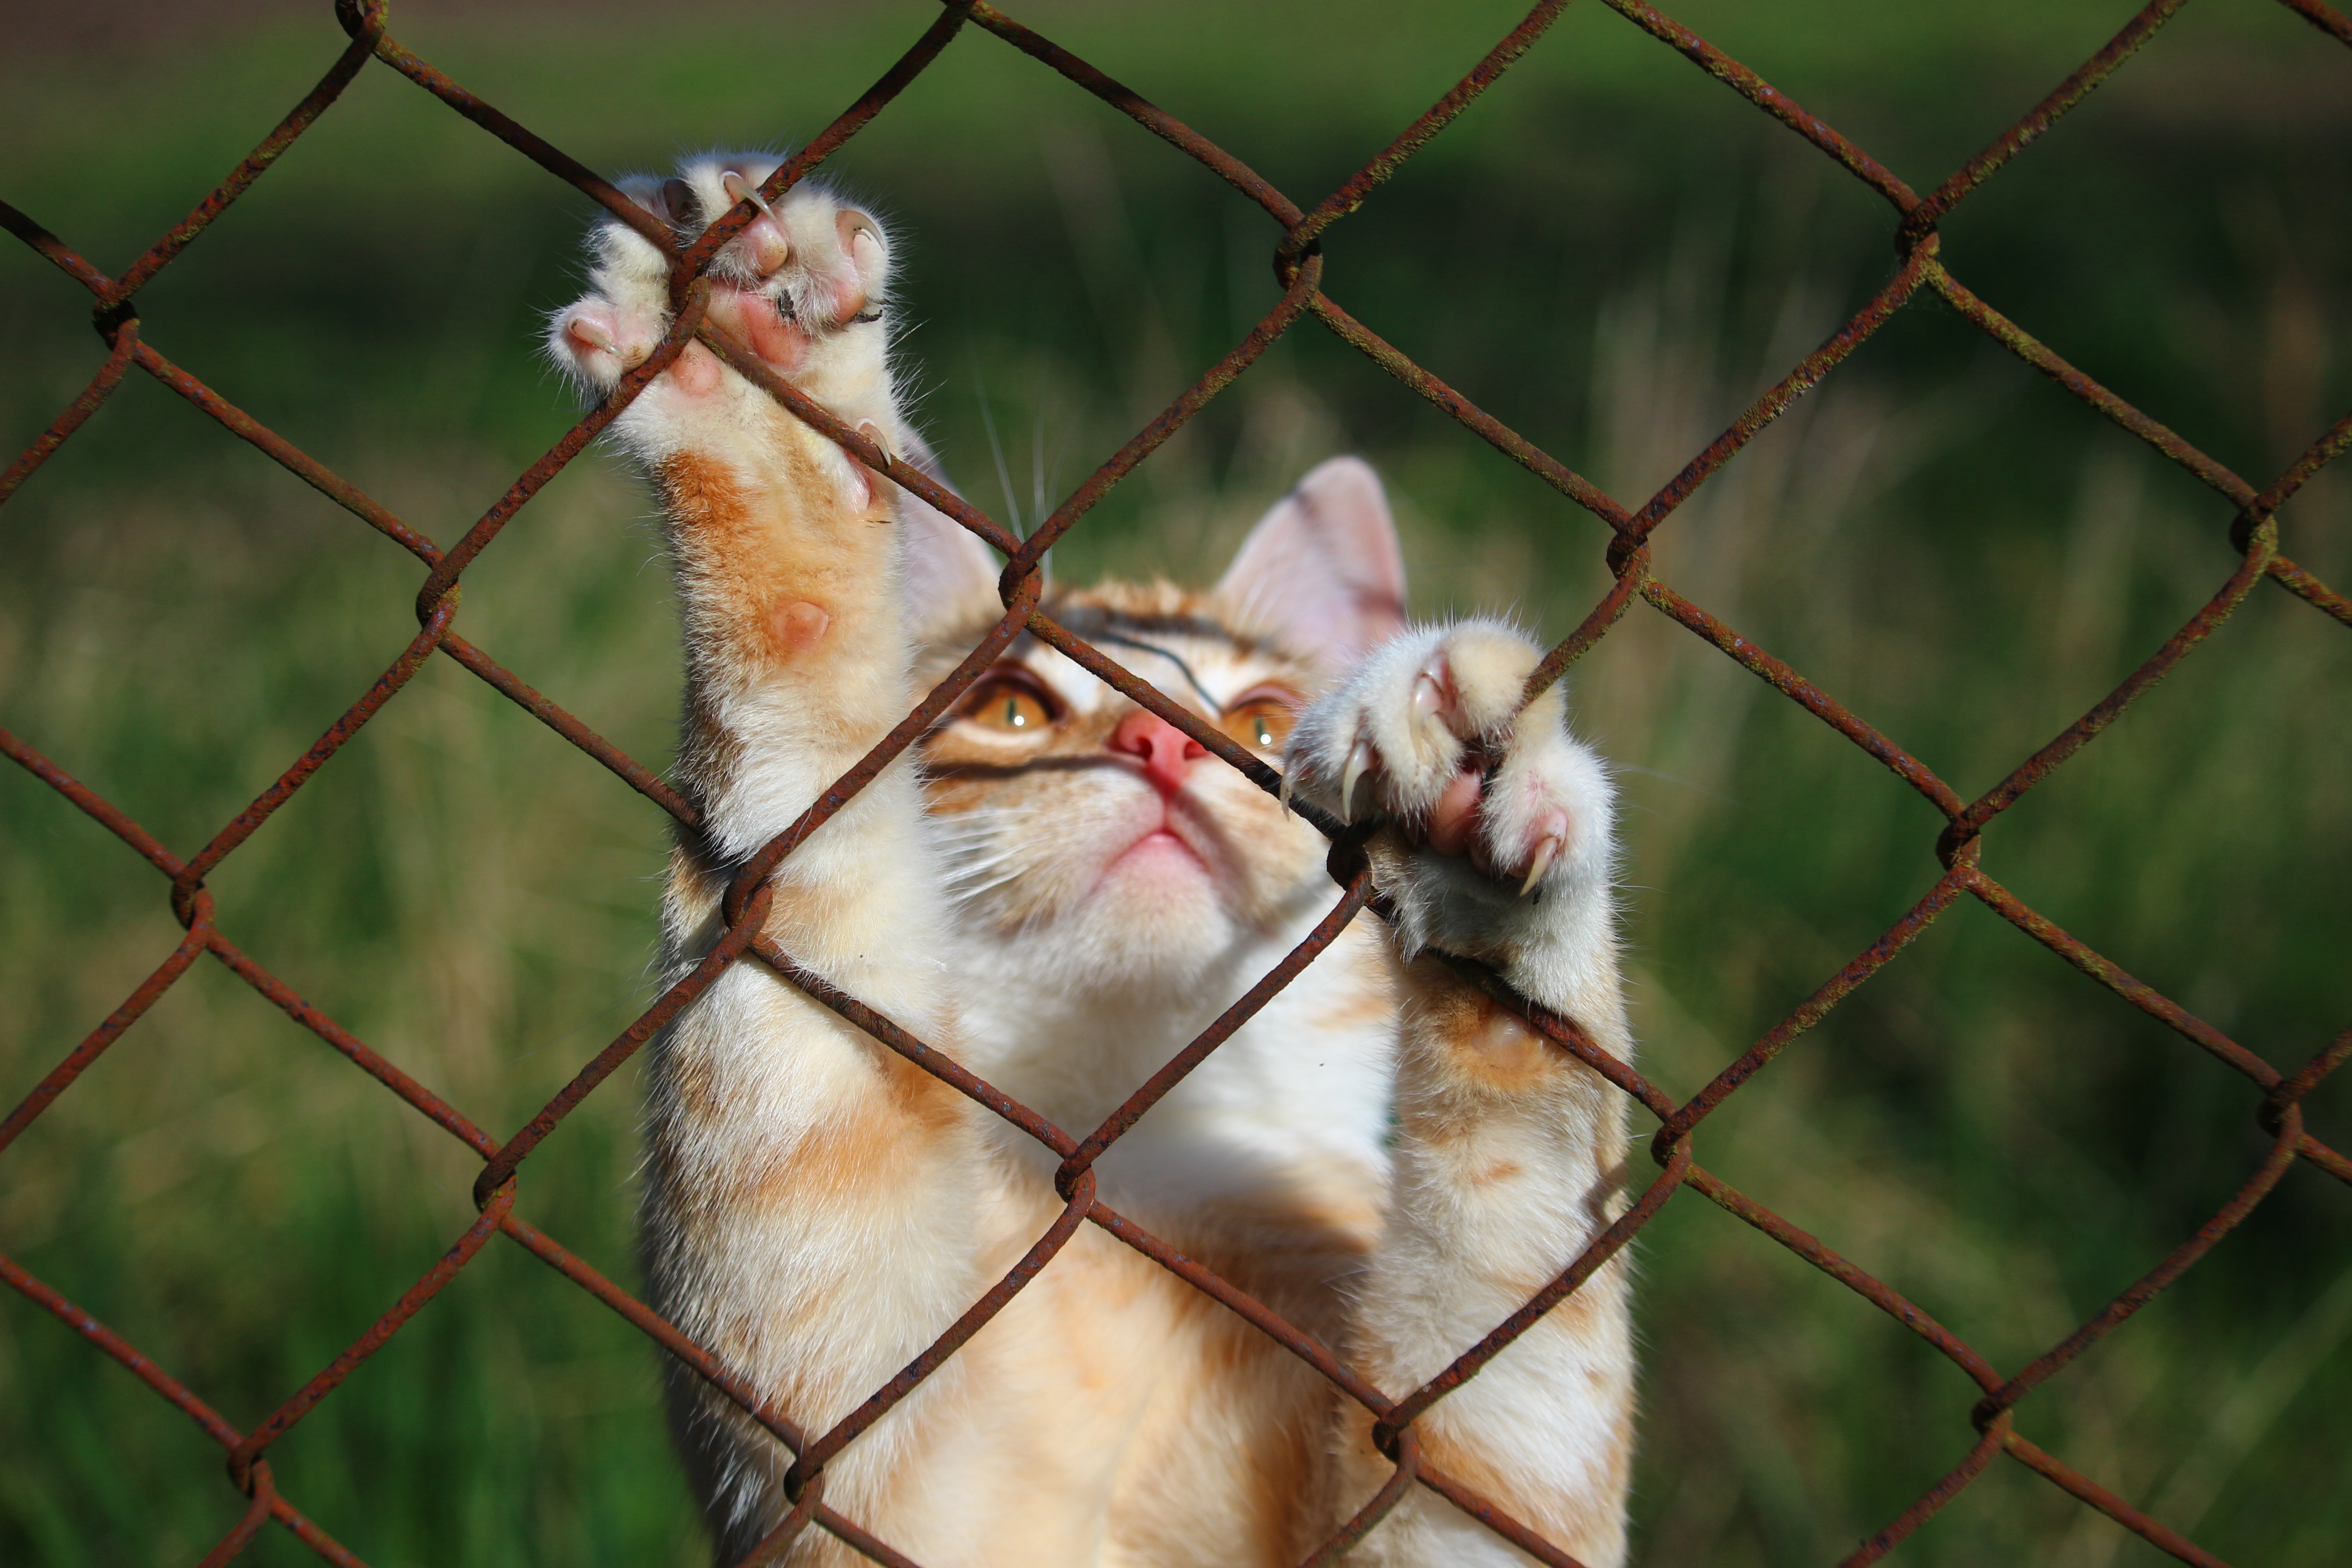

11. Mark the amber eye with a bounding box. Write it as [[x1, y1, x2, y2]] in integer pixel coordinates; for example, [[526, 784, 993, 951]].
[[1221, 692, 1298, 752], [959, 676, 1055, 735]]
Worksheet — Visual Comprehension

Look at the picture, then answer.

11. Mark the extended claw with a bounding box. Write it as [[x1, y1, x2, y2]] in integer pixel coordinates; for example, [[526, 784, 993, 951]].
[[1340, 737, 1376, 823], [1278, 770, 1294, 811], [565, 315, 618, 358], [837, 209, 884, 257], [1519, 833, 1562, 899], [721, 170, 779, 224], [1412, 670, 1444, 722]]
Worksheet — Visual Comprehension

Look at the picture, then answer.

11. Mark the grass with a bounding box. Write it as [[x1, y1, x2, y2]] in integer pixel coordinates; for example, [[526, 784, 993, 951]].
[[2, 1, 2348, 1563]]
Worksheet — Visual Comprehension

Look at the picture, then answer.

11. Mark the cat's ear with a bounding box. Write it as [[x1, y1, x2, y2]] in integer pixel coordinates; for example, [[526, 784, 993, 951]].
[[1215, 456, 1406, 668], [895, 435, 1010, 637]]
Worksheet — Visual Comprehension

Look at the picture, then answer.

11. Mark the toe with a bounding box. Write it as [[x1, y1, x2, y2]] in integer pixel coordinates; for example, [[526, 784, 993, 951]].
[[563, 309, 618, 360], [1437, 624, 1541, 737], [551, 300, 653, 387], [720, 173, 793, 276]]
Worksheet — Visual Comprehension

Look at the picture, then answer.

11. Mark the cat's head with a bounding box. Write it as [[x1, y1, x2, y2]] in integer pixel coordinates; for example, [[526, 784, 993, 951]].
[[910, 457, 1405, 990]]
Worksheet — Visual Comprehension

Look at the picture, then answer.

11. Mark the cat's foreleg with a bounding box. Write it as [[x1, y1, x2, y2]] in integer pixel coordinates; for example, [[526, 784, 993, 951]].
[[551, 159, 997, 1557], [1289, 622, 1636, 1567]]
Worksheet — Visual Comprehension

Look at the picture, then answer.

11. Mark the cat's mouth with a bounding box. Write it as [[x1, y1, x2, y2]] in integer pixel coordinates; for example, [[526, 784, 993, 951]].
[[1105, 812, 1216, 888], [1113, 822, 1209, 870]]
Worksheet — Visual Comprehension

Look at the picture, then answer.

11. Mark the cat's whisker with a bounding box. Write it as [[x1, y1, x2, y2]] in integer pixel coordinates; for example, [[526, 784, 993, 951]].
[[932, 822, 1030, 899], [938, 845, 1019, 878]]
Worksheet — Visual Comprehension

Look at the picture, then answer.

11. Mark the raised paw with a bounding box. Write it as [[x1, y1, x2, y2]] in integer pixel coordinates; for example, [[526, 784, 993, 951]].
[[1285, 620, 1613, 948], [544, 154, 897, 432]]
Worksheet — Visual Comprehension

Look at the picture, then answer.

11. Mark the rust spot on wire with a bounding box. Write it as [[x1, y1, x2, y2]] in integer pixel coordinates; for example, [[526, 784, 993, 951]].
[[1970, 1112, 2304, 1429], [1658, 867, 1972, 1150], [1838, 1417, 2009, 1566], [1377, 1141, 1690, 1444], [176, 594, 460, 899], [134, 338, 441, 564], [1900, 0, 2189, 245], [0, 923, 209, 1156], [1282, 0, 1576, 261], [1005, 254, 1324, 581], [0, 196, 113, 294], [438, 632, 699, 823], [115, 22, 382, 301], [2005, 1431, 2232, 1568], [1950, 526, 2277, 846], [1623, 241, 1936, 541], [0, 723, 184, 872], [194, 1460, 278, 1568], [230, 1186, 516, 1487], [1930, 264, 2257, 507], [2280, 0, 2352, 48], [1600, 0, 1920, 214], [1300, 1428, 1420, 1568], [473, 882, 775, 1206], [965, 1, 1303, 228], [1643, 579, 1965, 817], [1309, 290, 1630, 530], [0, 318, 137, 505]]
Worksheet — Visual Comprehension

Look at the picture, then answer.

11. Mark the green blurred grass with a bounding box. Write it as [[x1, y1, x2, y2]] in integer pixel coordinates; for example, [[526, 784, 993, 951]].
[[2, 2, 2348, 1563]]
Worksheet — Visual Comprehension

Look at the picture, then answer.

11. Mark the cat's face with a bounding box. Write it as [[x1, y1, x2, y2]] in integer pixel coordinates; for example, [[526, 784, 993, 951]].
[[923, 582, 1327, 981], [911, 457, 1408, 991]]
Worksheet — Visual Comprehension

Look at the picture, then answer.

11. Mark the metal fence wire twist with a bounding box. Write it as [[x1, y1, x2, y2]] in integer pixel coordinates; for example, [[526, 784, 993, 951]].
[[5, 0, 2350, 1563]]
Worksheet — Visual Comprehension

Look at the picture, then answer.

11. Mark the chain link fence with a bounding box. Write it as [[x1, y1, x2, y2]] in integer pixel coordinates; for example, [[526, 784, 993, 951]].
[[4, 0, 2348, 1563]]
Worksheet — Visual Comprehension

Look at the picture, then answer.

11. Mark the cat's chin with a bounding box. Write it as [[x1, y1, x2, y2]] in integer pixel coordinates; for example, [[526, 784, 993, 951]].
[[1071, 828, 1252, 981], [1096, 830, 1223, 926]]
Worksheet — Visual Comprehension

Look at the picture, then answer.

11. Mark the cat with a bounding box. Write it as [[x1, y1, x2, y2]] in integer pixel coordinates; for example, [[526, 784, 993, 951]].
[[548, 154, 1636, 1568]]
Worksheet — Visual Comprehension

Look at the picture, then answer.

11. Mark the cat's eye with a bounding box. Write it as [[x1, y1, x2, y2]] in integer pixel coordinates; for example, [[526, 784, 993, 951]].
[[958, 675, 1056, 735], [1221, 692, 1299, 752]]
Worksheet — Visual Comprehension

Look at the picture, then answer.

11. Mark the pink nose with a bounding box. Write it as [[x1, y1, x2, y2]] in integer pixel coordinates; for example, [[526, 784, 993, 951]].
[[1110, 709, 1206, 798]]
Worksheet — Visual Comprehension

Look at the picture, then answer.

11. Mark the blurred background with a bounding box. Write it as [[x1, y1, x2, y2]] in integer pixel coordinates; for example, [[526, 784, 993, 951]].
[[2, 1, 2347, 1563]]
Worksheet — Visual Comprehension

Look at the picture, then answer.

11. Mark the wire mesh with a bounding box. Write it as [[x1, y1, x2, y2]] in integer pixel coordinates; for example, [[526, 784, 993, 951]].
[[4, 0, 2350, 1563]]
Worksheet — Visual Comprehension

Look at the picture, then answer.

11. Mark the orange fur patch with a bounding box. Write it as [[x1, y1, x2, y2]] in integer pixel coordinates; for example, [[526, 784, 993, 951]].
[[654, 447, 895, 718], [1403, 961, 1566, 1096]]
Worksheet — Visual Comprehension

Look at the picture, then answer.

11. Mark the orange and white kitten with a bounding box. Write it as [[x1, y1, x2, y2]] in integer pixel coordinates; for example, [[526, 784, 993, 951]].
[[550, 156, 1635, 1568]]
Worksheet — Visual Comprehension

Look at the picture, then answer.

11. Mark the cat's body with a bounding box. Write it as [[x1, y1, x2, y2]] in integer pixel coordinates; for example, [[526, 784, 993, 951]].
[[552, 156, 1634, 1567]]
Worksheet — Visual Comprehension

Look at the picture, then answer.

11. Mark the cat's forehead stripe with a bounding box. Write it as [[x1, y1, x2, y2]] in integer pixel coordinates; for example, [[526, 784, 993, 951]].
[[1049, 603, 1261, 653], [1020, 633, 1293, 718]]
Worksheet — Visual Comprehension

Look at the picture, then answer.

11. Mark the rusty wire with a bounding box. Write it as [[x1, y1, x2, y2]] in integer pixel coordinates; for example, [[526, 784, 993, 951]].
[[4, 0, 2351, 1563]]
